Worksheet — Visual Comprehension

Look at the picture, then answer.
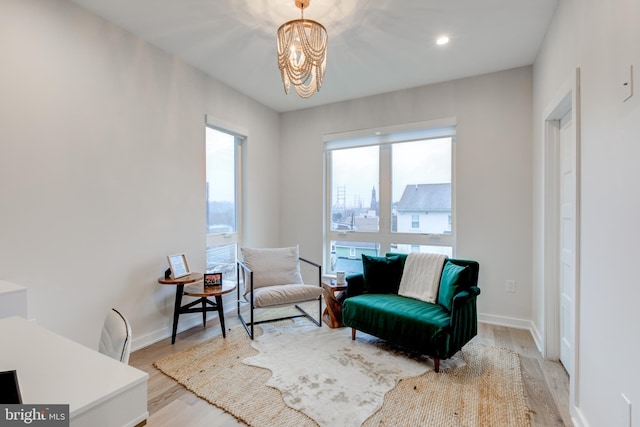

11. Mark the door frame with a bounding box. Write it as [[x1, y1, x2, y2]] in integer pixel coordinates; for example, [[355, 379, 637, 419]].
[[541, 68, 581, 412]]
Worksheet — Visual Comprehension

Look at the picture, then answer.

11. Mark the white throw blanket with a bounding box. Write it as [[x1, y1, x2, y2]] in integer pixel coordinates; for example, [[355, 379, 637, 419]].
[[398, 253, 448, 303]]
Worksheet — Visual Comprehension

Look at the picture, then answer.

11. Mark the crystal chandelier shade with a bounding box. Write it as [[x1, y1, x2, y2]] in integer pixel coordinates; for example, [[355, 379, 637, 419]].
[[277, 1, 328, 98]]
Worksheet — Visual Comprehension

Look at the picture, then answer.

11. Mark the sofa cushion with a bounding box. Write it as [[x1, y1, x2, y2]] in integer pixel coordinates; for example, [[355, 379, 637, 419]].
[[342, 294, 452, 356], [437, 261, 470, 311], [361, 254, 403, 294]]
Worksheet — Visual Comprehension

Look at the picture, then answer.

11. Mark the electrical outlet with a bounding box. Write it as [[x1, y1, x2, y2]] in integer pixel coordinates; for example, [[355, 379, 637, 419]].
[[506, 280, 516, 293]]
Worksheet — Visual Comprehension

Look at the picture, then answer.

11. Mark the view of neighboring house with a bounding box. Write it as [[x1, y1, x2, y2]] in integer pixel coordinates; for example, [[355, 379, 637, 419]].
[[395, 183, 451, 234], [332, 184, 452, 273]]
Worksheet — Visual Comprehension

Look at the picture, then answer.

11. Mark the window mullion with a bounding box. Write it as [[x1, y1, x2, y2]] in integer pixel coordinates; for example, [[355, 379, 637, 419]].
[[379, 144, 392, 239], [377, 144, 394, 255]]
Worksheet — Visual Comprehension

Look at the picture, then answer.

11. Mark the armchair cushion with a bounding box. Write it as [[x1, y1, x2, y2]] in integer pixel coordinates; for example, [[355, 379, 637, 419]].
[[437, 262, 470, 311], [240, 246, 303, 295], [361, 254, 403, 294], [252, 284, 323, 308]]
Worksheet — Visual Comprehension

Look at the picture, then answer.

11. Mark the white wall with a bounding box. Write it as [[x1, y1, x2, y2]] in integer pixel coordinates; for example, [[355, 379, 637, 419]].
[[280, 67, 533, 326], [0, 0, 280, 349], [533, 0, 640, 425]]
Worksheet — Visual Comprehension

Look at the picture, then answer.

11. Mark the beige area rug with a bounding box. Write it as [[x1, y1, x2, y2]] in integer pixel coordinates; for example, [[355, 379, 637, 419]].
[[153, 319, 530, 427], [243, 320, 439, 426]]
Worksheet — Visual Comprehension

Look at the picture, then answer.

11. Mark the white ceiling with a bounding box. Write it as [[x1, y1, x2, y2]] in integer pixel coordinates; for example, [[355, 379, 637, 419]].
[[69, 0, 558, 113]]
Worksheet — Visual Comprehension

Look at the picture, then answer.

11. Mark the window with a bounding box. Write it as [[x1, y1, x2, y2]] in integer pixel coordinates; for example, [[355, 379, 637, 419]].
[[324, 119, 455, 273], [331, 240, 381, 275], [205, 120, 244, 282]]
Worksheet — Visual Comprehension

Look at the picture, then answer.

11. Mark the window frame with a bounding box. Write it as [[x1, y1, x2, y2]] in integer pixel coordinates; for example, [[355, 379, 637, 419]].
[[205, 115, 246, 272], [323, 118, 457, 273]]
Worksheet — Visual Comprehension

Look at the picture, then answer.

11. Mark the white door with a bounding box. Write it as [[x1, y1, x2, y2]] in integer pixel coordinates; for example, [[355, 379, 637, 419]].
[[559, 110, 575, 375]]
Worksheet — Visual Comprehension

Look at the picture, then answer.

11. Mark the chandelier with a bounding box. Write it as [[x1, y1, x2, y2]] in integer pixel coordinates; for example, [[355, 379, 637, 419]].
[[276, 0, 328, 98]]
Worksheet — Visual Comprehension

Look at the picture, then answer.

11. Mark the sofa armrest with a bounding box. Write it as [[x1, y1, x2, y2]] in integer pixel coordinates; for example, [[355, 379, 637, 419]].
[[345, 273, 365, 298], [448, 286, 481, 358], [451, 286, 481, 308]]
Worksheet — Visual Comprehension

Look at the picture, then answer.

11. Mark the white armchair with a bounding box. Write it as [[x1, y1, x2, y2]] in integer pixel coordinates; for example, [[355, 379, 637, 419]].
[[237, 246, 323, 339]]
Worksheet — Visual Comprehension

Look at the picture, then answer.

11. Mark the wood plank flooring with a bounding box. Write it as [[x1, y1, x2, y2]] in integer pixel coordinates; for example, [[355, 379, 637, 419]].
[[130, 315, 571, 426]]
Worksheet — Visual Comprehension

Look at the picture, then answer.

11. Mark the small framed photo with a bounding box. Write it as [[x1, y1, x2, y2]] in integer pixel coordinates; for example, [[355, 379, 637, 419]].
[[204, 272, 222, 287], [167, 253, 190, 279]]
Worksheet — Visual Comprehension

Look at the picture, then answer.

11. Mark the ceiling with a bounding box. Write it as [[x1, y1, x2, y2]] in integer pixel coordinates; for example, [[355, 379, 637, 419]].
[[69, 0, 558, 113]]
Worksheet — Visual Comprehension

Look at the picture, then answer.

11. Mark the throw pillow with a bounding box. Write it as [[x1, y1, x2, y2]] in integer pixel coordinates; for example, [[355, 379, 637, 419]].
[[361, 254, 403, 294], [437, 261, 470, 311], [240, 246, 303, 295]]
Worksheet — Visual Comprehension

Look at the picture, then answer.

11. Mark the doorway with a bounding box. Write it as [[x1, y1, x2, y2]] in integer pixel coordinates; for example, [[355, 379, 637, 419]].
[[558, 109, 575, 374], [543, 68, 581, 407]]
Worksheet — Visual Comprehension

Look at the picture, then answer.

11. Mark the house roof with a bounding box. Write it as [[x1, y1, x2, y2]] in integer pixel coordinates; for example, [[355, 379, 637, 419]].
[[396, 183, 451, 212]]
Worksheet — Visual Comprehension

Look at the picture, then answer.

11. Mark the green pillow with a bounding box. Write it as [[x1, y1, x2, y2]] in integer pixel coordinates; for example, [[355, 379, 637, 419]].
[[437, 262, 469, 310], [361, 254, 403, 294]]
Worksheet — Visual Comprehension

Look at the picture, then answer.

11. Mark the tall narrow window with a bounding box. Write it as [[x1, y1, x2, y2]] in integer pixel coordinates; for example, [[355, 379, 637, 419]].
[[206, 125, 242, 281], [325, 120, 455, 273]]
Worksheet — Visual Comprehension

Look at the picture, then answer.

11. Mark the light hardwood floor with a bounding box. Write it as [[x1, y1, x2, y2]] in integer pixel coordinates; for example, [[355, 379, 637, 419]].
[[130, 315, 572, 426]]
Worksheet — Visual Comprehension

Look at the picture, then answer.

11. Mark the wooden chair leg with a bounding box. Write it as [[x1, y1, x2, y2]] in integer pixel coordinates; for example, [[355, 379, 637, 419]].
[[351, 328, 356, 340], [434, 358, 440, 373]]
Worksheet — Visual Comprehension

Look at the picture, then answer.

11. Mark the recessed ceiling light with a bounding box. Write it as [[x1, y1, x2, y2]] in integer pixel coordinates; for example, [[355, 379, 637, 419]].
[[436, 36, 449, 46]]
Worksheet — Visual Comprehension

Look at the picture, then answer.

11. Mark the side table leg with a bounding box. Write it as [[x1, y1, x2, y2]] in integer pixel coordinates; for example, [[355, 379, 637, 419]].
[[216, 295, 226, 338], [322, 288, 345, 328], [202, 298, 207, 327], [171, 284, 184, 345]]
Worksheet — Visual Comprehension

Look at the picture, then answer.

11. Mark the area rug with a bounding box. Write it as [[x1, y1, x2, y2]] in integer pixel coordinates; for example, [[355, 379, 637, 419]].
[[243, 321, 439, 426], [153, 320, 530, 427]]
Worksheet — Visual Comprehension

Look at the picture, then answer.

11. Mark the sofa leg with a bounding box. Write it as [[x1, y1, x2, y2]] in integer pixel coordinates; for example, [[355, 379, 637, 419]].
[[351, 328, 356, 340], [434, 358, 440, 373]]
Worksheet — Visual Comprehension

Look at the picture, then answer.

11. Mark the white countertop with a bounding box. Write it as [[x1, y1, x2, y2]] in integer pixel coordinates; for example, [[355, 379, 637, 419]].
[[0, 316, 148, 426]]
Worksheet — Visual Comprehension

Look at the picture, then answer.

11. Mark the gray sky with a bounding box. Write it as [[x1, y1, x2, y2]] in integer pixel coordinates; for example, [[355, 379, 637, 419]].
[[205, 130, 452, 207], [206, 127, 235, 202], [332, 138, 451, 207]]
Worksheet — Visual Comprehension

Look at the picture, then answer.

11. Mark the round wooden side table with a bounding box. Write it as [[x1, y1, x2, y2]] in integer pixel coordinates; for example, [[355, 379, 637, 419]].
[[158, 273, 235, 344]]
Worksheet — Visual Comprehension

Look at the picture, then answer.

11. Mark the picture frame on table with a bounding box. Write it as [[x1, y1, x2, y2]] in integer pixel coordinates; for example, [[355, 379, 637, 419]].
[[167, 253, 190, 279], [204, 272, 222, 287]]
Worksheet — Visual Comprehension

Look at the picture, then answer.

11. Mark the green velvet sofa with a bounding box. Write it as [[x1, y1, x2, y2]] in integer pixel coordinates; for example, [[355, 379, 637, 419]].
[[342, 253, 480, 372]]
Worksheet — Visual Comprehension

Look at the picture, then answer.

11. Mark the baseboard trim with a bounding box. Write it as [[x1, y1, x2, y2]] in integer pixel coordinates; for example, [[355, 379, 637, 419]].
[[571, 405, 589, 427], [478, 313, 534, 331], [478, 314, 545, 357], [136, 312, 540, 352], [132, 311, 229, 352], [529, 321, 544, 354]]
